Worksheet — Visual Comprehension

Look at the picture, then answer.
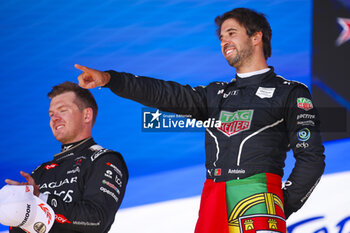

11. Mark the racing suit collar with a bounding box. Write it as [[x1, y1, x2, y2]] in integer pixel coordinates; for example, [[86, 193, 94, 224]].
[[61, 139, 86, 152], [234, 66, 275, 88], [54, 137, 95, 160]]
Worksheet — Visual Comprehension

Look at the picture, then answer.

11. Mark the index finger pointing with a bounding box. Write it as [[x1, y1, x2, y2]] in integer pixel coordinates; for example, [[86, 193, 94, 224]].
[[74, 64, 91, 73], [5, 179, 21, 185]]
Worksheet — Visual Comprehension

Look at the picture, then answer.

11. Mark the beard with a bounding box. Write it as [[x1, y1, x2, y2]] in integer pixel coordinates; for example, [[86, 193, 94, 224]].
[[225, 41, 254, 68]]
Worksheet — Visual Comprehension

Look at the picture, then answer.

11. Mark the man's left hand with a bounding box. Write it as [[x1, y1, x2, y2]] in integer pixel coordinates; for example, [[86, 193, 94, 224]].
[[5, 171, 40, 197]]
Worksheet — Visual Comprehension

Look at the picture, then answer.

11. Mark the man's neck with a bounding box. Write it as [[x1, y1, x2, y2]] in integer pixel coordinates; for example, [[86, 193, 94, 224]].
[[235, 62, 268, 74], [237, 67, 271, 78], [235, 52, 268, 73]]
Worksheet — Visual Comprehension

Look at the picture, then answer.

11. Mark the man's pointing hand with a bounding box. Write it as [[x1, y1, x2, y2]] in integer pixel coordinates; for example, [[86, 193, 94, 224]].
[[75, 64, 111, 89]]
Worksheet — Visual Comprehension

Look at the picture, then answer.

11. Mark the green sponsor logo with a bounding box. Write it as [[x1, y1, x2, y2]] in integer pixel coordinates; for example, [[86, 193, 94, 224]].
[[297, 128, 311, 141], [218, 110, 254, 137], [297, 97, 313, 111]]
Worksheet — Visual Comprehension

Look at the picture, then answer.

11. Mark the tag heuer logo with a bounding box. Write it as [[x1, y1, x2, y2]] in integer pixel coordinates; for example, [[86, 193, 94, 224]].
[[297, 98, 313, 111], [218, 110, 254, 137]]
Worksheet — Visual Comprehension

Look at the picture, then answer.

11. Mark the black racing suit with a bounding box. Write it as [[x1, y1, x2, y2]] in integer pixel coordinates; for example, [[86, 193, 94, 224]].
[[10, 137, 128, 233], [103, 67, 325, 218]]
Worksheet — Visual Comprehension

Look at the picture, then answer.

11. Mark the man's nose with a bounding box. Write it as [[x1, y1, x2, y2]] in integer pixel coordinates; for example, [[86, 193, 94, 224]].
[[51, 113, 61, 121], [221, 37, 229, 47]]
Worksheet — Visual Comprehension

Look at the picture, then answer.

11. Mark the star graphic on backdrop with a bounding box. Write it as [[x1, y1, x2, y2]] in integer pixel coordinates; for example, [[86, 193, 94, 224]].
[[336, 17, 350, 46], [150, 109, 161, 122]]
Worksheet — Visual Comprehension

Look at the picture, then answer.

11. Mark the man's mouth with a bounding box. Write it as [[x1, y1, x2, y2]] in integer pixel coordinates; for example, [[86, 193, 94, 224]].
[[55, 125, 65, 130], [226, 49, 234, 55], [224, 46, 235, 56]]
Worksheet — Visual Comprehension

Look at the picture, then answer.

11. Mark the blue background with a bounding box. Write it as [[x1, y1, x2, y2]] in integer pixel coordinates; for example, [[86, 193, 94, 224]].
[[0, 0, 348, 231]]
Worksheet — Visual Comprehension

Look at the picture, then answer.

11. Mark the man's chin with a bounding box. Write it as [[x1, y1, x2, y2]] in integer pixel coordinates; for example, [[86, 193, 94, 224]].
[[53, 134, 66, 144], [224, 56, 237, 67], [227, 60, 239, 68]]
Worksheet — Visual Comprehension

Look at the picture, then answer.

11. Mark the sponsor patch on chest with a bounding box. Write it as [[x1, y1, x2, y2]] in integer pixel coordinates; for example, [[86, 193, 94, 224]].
[[255, 87, 275, 99], [217, 110, 254, 137]]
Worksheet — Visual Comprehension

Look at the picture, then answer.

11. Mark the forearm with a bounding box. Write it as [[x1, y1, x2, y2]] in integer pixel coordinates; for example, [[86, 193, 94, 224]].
[[104, 70, 208, 119], [283, 152, 325, 218], [46, 195, 113, 233]]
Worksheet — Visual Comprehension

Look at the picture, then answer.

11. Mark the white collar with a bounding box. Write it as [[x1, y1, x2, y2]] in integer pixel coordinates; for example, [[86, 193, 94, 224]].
[[237, 68, 271, 78]]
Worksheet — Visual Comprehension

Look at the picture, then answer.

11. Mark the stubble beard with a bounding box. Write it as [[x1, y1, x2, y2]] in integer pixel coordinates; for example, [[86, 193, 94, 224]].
[[226, 42, 254, 68]]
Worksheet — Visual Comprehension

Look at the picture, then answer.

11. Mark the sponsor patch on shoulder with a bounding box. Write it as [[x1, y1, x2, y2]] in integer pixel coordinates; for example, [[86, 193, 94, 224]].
[[297, 97, 313, 111], [89, 145, 104, 151], [91, 149, 109, 161]]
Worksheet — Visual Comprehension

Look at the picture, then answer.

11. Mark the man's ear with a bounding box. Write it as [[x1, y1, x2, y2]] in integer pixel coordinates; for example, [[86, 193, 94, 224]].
[[251, 31, 263, 45], [83, 107, 94, 124]]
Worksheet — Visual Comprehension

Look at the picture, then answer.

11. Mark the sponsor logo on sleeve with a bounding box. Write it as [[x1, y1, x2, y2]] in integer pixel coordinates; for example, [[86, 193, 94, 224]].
[[297, 97, 314, 111], [297, 114, 315, 120], [218, 110, 254, 137], [296, 142, 309, 148], [115, 176, 122, 187], [297, 128, 311, 141], [45, 163, 59, 170], [106, 162, 123, 178], [91, 149, 109, 161], [89, 145, 103, 152], [102, 180, 120, 195], [104, 170, 113, 179], [297, 120, 315, 126], [100, 187, 119, 203], [55, 214, 71, 224]]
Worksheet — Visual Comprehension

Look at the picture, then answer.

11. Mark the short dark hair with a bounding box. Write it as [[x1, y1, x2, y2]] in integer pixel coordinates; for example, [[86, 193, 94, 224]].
[[48, 81, 98, 125], [215, 8, 272, 60]]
